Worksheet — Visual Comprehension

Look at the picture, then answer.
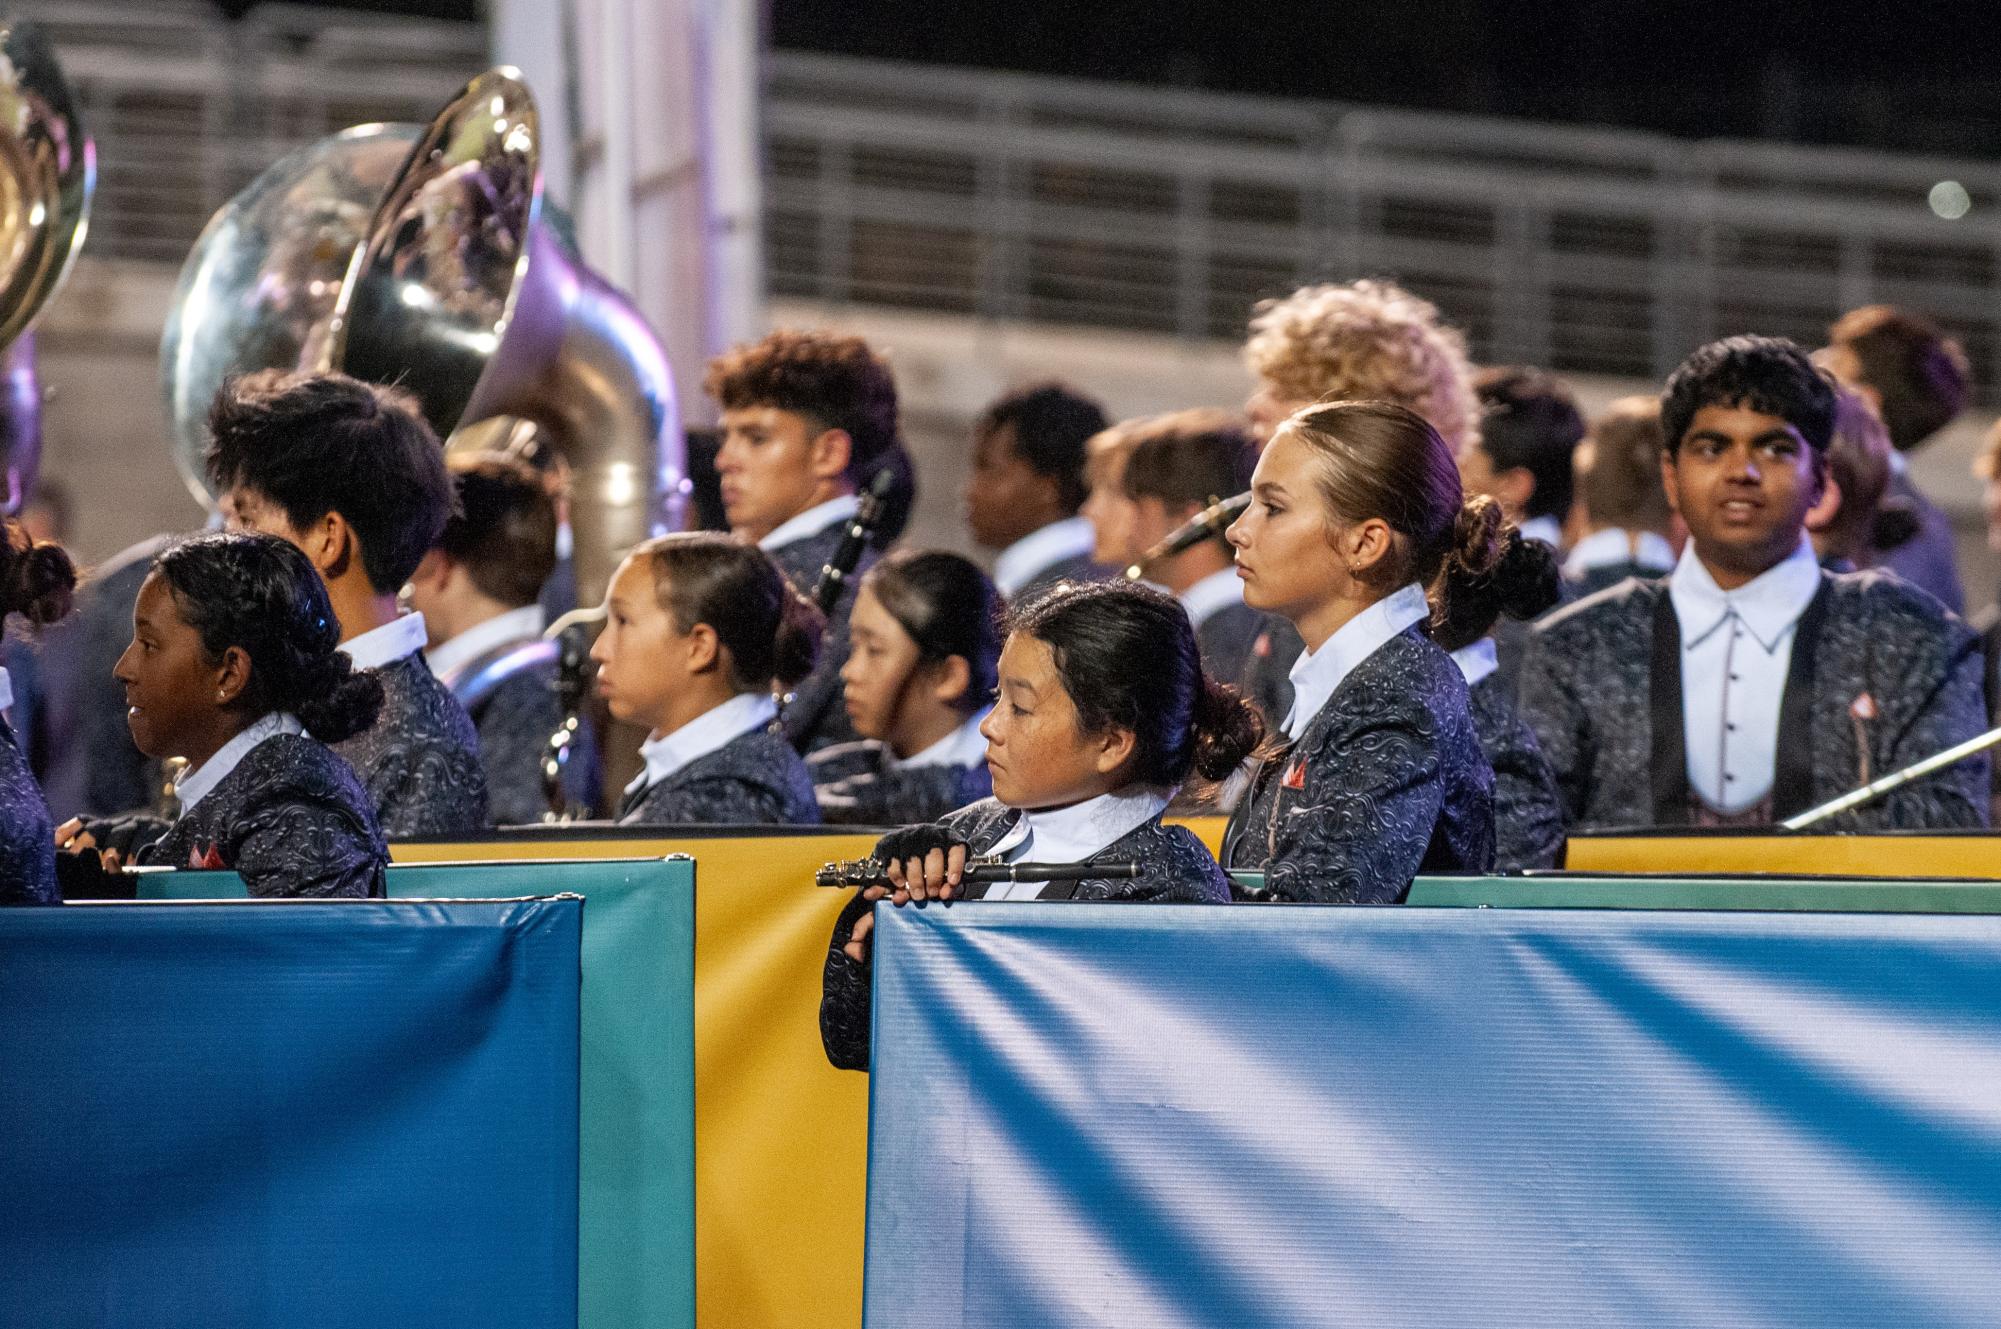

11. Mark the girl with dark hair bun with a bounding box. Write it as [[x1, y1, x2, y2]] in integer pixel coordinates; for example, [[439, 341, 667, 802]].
[[809, 549, 1002, 825], [594, 532, 823, 826], [1, 516, 77, 903], [820, 578, 1260, 1070], [1221, 399, 1517, 902], [55, 532, 388, 898]]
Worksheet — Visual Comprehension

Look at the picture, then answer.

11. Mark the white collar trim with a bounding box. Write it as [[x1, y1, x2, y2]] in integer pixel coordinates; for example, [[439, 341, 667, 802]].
[[1282, 582, 1429, 741], [1517, 514, 1564, 550], [988, 786, 1172, 864], [0, 666, 11, 717], [623, 691, 778, 796], [174, 712, 305, 814], [993, 517, 1096, 596], [1178, 566, 1245, 630], [427, 605, 547, 686], [1669, 536, 1822, 653], [342, 612, 430, 672], [757, 494, 859, 552], [894, 708, 990, 770], [1564, 528, 1676, 579], [1451, 638, 1499, 688]]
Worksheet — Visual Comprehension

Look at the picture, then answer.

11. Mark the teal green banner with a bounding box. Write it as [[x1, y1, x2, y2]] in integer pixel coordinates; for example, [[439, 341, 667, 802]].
[[143, 857, 696, 1329]]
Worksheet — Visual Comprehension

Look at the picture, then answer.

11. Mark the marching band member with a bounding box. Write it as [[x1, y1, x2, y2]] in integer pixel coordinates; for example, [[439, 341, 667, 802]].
[[820, 579, 1260, 1070], [409, 453, 600, 824], [595, 533, 823, 827], [964, 383, 1112, 598], [0, 517, 75, 903], [1222, 399, 1521, 901], [1563, 397, 1678, 598], [58, 533, 387, 898], [1521, 336, 1988, 831], [705, 330, 902, 753], [810, 549, 1001, 826], [207, 370, 488, 836]]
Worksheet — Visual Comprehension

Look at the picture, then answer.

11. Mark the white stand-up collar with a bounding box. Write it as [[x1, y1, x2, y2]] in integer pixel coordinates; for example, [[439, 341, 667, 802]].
[[0, 666, 11, 717], [622, 691, 779, 797], [993, 517, 1097, 596], [427, 605, 547, 685], [1450, 638, 1499, 689], [1668, 536, 1821, 653], [341, 612, 430, 671], [1178, 566, 1245, 631], [758, 494, 859, 552], [1517, 514, 1565, 551], [1564, 528, 1676, 580], [986, 786, 1171, 867], [1282, 582, 1430, 742], [174, 712, 306, 815], [894, 708, 990, 770]]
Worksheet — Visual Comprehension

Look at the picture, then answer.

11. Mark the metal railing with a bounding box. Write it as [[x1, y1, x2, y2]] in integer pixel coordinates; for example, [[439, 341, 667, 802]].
[[30, 5, 2001, 399], [766, 53, 2001, 395]]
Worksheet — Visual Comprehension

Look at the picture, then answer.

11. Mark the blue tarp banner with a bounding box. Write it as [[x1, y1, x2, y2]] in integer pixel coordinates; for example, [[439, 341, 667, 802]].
[[0, 898, 582, 1329], [864, 903, 2001, 1328]]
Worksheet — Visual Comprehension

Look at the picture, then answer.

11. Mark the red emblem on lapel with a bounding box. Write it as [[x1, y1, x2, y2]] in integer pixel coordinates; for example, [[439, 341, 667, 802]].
[[189, 843, 226, 870], [1281, 757, 1307, 792]]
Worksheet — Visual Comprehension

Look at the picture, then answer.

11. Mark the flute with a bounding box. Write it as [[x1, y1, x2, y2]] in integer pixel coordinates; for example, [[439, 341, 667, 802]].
[[815, 856, 1141, 888]]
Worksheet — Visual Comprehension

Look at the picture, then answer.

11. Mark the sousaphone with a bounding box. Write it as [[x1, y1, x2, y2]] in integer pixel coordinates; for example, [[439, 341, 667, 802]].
[[0, 19, 95, 512]]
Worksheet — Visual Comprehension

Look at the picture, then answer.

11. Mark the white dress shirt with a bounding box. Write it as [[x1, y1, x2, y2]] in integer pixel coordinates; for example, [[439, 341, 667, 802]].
[[1282, 582, 1430, 742], [1517, 514, 1564, 551], [622, 691, 779, 798], [1177, 566, 1245, 631], [0, 666, 12, 719], [893, 709, 990, 770], [1669, 536, 1822, 814], [341, 612, 430, 671], [174, 712, 306, 814], [993, 516, 1097, 596], [758, 494, 859, 552], [980, 786, 1173, 900], [1564, 528, 1676, 581], [426, 605, 546, 687], [1450, 638, 1499, 689]]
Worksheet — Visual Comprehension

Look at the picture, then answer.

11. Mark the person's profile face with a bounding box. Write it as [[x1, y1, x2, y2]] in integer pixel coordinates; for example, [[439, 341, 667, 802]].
[[589, 556, 688, 735], [1226, 431, 1347, 624], [713, 406, 830, 543], [115, 572, 220, 761], [978, 632, 1121, 811], [840, 584, 926, 742], [962, 424, 1054, 550]]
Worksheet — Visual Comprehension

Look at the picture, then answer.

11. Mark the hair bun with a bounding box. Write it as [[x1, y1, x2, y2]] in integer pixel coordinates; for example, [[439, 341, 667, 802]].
[[1190, 675, 1265, 782], [1446, 494, 1506, 580], [1490, 529, 1561, 623], [12, 540, 77, 627]]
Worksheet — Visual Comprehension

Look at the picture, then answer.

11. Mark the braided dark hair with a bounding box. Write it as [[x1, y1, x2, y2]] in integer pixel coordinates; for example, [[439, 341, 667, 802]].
[[153, 531, 384, 743]]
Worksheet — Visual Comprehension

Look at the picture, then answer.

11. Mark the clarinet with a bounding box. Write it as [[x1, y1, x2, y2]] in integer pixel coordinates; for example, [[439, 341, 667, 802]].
[[1123, 491, 1250, 581], [540, 604, 606, 822], [780, 467, 901, 738], [815, 856, 1141, 888]]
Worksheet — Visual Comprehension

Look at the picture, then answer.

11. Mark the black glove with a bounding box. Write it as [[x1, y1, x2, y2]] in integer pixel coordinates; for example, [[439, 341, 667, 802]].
[[871, 823, 968, 866]]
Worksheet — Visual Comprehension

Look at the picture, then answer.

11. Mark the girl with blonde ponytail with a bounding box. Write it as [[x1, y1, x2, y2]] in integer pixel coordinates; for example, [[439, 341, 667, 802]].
[[1222, 399, 1546, 901]]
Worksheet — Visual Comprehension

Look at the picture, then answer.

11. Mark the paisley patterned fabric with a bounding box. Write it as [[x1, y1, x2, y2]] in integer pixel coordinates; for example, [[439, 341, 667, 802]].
[[1193, 600, 1269, 694], [332, 651, 489, 838], [618, 724, 821, 827], [767, 519, 876, 754], [1222, 625, 1496, 903], [1867, 471, 1964, 614], [1565, 559, 1655, 602], [820, 796, 1231, 1069], [809, 738, 992, 827], [1519, 570, 1989, 831], [136, 733, 386, 898], [0, 711, 57, 903], [455, 646, 602, 826], [1469, 671, 1565, 872]]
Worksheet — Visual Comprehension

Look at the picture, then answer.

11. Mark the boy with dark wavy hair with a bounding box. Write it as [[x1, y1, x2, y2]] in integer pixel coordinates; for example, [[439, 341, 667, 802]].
[[1521, 335, 1987, 833]]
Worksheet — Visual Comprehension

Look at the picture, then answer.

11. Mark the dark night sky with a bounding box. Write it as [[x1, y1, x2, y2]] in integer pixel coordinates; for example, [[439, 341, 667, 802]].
[[295, 0, 2001, 155]]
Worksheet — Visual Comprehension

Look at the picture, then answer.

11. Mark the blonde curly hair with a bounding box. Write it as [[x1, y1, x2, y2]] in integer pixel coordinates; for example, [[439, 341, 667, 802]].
[[1243, 279, 1481, 455]]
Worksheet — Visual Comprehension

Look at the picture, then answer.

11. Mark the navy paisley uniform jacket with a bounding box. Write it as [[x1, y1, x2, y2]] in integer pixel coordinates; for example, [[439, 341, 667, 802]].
[[139, 734, 387, 897], [449, 644, 602, 826], [1469, 671, 1565, 871], [0, 709, 57, 903], [819, 796, 1231, 1070], [809, 738, 993, 826], [1223, 625, 1496, 902], [1519, 570, 1989, 832], [767, 518, 875, 755], [619, 724, 821, 827], [333, 652, 489, 837]]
